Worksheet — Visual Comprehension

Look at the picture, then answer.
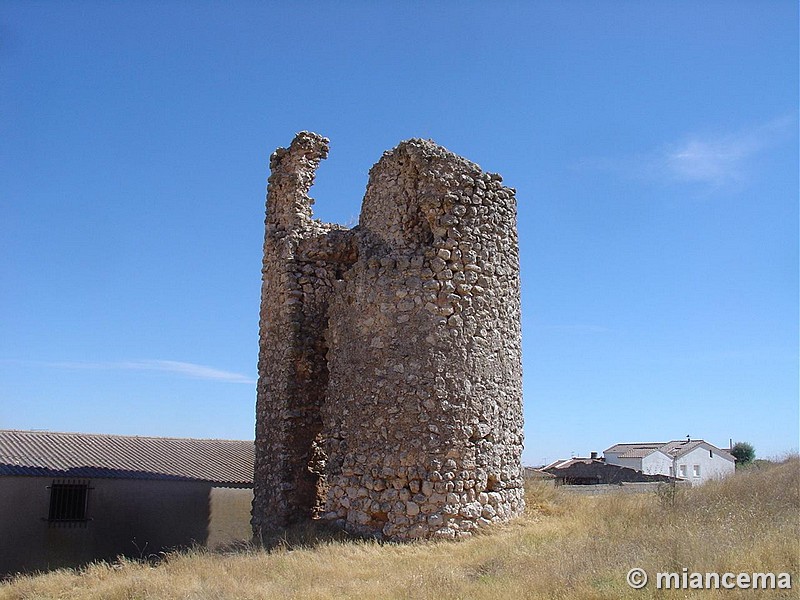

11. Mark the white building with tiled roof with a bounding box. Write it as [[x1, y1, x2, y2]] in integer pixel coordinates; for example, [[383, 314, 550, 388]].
[[604, 439, 735, 485]]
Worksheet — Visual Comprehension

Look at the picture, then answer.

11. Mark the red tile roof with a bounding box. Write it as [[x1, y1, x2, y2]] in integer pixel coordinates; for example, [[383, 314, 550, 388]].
[[604, 440, 734, 462], [604, 442, 665, 458], [0, 430, 254, 484]]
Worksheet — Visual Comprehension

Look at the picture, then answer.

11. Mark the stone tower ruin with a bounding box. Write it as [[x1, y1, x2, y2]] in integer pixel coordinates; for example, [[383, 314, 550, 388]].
[[252, 132, 524, 541]]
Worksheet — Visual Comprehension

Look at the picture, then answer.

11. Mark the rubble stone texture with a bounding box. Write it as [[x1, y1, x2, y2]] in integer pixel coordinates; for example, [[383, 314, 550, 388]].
[[253, 132, 525, 542]]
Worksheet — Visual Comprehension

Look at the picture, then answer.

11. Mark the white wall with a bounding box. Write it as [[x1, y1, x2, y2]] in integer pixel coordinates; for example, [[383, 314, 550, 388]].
[[674, 446, 735, 485], [641, 451, 672, 476], [603, 453, 642, 470], [604, 451, 672, 475]]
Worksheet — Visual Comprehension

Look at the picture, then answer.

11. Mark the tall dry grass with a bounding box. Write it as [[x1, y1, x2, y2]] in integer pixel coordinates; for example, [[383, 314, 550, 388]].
[[2, 457, 797, 600]]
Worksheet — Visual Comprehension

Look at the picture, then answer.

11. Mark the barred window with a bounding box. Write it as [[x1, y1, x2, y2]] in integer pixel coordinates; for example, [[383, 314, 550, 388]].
[[48, 480, 89, 522]]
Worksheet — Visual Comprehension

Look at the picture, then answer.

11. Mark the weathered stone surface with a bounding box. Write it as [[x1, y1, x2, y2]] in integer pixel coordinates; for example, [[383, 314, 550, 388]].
[[252, 132, 524, 542]]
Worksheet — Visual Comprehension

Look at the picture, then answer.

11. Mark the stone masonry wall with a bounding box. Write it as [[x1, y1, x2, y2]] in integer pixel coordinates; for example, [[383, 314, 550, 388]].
[[253, 132, 524, 542]]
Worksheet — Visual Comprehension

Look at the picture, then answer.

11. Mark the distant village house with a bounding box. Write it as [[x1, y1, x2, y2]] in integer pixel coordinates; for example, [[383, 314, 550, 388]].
[[542, 455, 675, 486], [538, 439, 735, 488], [604, 439, 735, 485]]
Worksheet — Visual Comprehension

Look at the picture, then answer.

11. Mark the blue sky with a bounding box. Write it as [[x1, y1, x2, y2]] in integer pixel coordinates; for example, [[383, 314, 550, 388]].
[[1, 2, 797, 465]]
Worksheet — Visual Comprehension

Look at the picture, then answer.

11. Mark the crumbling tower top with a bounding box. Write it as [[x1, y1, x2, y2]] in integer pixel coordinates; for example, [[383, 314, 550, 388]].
[[266, 131, 329, 231]]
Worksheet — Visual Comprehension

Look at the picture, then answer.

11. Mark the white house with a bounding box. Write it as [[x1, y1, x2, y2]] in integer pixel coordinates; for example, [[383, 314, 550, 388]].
[[604, 440, 735, 486]]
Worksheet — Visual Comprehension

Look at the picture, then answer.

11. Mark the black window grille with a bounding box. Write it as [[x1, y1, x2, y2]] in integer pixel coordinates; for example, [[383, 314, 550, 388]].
[[48, 480, 90, 523]]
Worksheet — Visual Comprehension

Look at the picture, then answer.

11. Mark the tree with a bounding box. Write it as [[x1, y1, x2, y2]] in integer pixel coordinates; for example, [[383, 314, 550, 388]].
[[730, 441, 755, 466]]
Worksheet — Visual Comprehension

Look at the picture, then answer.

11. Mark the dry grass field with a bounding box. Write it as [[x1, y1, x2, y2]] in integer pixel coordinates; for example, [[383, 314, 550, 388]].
[[2, 457, 797, 600]]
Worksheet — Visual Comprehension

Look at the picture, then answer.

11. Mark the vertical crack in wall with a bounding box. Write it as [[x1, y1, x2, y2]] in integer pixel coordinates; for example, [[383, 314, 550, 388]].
[[253, 132, 524, 542]]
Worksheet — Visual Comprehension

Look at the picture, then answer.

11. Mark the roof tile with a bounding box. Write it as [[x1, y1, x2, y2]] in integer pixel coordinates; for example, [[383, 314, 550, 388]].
[[0, 430, 254, 484]]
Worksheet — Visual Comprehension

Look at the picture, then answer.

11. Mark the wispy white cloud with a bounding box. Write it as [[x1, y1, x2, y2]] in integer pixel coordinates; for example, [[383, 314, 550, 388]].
[[122, 360, 256, 384], [541, 324, 612, 334], [582, 114, 796, 189], [659, 115, 794, 186], [662, 137, 752, 185], [1, 359, 256, 384]]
